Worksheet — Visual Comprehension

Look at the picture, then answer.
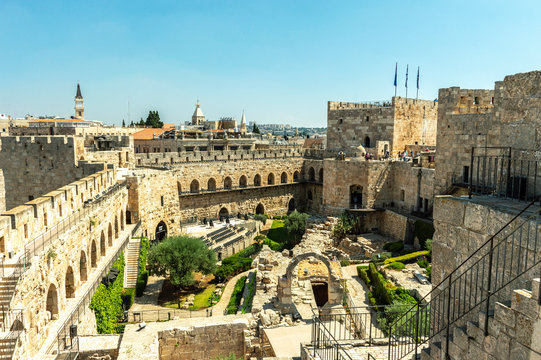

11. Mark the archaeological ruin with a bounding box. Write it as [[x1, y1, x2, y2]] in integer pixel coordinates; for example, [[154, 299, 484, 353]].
[[0, 70, 540, 360]]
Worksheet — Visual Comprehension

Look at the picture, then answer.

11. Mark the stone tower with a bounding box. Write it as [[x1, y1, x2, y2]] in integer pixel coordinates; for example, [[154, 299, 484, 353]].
[[240, 111, 247, 134], [192, 100, 205, 125], [74, 83, 84, 120]]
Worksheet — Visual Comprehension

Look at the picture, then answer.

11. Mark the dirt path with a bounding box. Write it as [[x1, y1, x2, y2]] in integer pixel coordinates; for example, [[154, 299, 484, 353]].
[[342, 264, 371, 307]]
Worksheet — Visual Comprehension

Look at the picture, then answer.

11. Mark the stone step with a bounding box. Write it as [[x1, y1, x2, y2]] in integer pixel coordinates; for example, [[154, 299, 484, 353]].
[[511, 288, 538, 319]]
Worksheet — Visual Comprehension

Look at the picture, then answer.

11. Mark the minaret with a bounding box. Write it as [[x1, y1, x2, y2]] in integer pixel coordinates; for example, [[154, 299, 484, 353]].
[[74, 83, 84, 120], [192, 100, 205, 125], [240, 110, 247, 134]]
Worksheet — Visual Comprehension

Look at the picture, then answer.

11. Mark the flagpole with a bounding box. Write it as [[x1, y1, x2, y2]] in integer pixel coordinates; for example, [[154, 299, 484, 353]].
[[405, 64, 408, 100], [416, 66, 420, 100], [393, 62, 398, 98]]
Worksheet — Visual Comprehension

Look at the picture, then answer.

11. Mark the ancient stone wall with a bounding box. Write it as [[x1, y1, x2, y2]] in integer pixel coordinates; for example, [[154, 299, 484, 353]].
[[9, 126, 140, 137], [379, 210, 408, 242], [392, 98, 438, 152], [0, 136, 107, 211], [0, 169, 5, 213], [135, 137, 255, 153], [158, 322, 247, 360], [388, 161, 434, 214], [83, 148, 134, 169]]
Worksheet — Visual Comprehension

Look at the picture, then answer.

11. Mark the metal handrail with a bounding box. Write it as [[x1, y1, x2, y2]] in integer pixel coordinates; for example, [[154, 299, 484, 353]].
[[311, 316, 354, 360], [386, 193, 541, 360]]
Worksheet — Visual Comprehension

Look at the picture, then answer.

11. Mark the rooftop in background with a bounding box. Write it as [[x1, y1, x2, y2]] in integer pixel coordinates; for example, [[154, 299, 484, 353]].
[[28, 118, 102, 127], [132, 126, 175, 140]]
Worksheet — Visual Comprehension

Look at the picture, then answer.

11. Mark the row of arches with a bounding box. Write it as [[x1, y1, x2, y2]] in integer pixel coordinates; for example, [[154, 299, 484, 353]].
[[185, 171, 300, 193], [45, 208, 127, 320], [307, 167, 324, 183]]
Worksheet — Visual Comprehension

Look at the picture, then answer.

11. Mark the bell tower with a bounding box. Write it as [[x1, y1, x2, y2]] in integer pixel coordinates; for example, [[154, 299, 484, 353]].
[[74, 83, 84, 120]]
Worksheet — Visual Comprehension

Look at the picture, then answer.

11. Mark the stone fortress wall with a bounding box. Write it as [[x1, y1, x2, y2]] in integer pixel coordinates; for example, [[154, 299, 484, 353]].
[[135, 136, 256, 153], [9, 125, 141, 137]]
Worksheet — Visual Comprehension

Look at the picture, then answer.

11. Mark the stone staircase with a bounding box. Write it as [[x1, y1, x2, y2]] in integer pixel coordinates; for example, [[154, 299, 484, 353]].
[[421, 278, 541, 360], [0, 276, 19, 329], [123, 238, 141, 289], [0, 334, 17, 360]]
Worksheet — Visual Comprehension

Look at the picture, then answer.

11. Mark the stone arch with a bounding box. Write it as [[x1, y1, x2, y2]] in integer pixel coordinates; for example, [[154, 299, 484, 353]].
[[114, 216, 119, 239], [120, 210, 125, 231], [155, 221, 167, 241], [224, 176, 232, 189], [350, 185, 363, 209], [267, 173, 275, 185], [255, 203, 265, 214], [219, 207, 229, 218], [177, 181, 182, 195], [288, 198, 296, 213], [79, 251, 88, 282], [308, 167, 315, 181], [364, 136, 371, 148], [318, 168, 323, 183], [254, 174, 261, 186], [126, 207, 132, 225], [207, 178, 216, 191], [46, 283, 59, 319], [108, 223, 113, 246], [293, 171, 300, 182], [100, 231, 106, 256], [281, 172, 288, 184], [91, 240, 97, 267], [308, 190, 313, 200], [279, 252, 341, 308], [65, 266, 75, 298], [239, 175, 247, 187], [190, 179, 199, 193]]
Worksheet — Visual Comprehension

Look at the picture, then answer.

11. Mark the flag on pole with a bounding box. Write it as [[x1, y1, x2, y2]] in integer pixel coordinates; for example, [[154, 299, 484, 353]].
[[393, 63, 397, 87], [405, 65, 409, 88], [416, 66, 420, 90]]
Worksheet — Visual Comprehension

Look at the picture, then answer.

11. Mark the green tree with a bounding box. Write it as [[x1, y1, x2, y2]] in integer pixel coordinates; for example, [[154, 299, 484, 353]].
[[284, 210, 310, 247], [138, 117, 145, 127], [252, 123, 260, 134], [122, 119, 126, 127], [145, 110, 163, 128], [147, 236, 216, 288]]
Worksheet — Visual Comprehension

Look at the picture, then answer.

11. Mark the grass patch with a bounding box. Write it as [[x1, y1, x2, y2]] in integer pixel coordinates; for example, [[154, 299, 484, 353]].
[[386, 262, 405, 270], [383, 251, 430, 265], [267, 220, 288, 243]]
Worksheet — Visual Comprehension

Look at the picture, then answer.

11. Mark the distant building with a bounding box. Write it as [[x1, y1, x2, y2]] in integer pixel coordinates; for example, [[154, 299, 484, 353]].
[[191, 101, 205, 125], [74, 83, 84, 120]]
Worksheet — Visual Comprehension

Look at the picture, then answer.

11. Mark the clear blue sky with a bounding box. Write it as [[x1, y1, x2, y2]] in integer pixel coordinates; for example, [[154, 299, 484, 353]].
[[1, 0, 540, 127]]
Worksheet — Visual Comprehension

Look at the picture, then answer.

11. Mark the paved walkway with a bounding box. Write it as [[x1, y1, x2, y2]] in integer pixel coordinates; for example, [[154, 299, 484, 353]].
[[131, 276, 164, 312], [264, 323, 312, 358], [212, 269, 252, 316], [342, 264, 371, 307]]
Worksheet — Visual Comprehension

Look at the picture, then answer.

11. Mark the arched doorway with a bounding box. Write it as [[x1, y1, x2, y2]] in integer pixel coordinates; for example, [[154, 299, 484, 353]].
[[100, 231, 106, 256], [126, 208, 132, 225], [308, 190, 313, 200], [350, 185, 363, 209], [364, 136, 371, 148], [120, 210, 125, 231], [114, 216, 119, 239], [254, 174, 261, 186], [46, 284, 59, 319], [239, 175, 247, 187], [207, 178, 216, 191], [309, 167, 315, 181], [288, 198, 296, 213], [177, 181, 182, 195], [219, 207, 229, 218], [255, 203, 265, 214], [267, 173, 275, 185], [318, 168, 323, 183], [80, 251, 87, 282], [281, 172, 288, 184], [65, 266, 75, 298], [293, 171, 300, 182], [155, 221, 167, 241], [91, 240, 97, 267], [108, 223, 113, 246], [224, 177, 232, 189], [190, 179, 199, 193]]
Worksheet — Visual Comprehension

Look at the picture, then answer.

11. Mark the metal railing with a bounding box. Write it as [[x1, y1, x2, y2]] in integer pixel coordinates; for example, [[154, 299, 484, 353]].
[[50, 221, 141, 355], [468, 147, 541, 204], [311, 316, 353, 360], [386, 194, 541, 360], [0, 309, 24, 360]]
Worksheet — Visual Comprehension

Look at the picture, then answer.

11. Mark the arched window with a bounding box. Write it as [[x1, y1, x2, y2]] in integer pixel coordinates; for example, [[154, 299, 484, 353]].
[[91, 240, 97, 267], [46, 284, 59, 318], [65, 266, 75, 298], [100, 231, 106, 257], [364, 136, 371, 148], [190, 179, 199, 193], [293, 171, 300, 182], [255, 203, 265, 214], [267, 173, 275, 185], [207, 178, 216, 191], [318, 168, 323, 183], [281, 172, 287, 184], [177, 181, 182, 195], [308, 190, 313, 200], [350, 185, 363, 209], [79, 251, 87, 282], [108, 223, 113, 246], [254, 174, 261, 186], [400, 189, 405, 201], [309, 167, 315, 181], [224, 176, 232, 189], [239, 175, 247, 187]]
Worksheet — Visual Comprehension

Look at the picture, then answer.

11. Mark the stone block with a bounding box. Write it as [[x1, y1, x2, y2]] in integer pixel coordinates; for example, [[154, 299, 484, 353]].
[[494, 302, 516, 329], [494, 332, 510, 360], [434, 197, 465, 227], [511, 289, 538, 319], [466, 321, 484, 344], [515, 313, 534, 345], [453, 326, 468, 351], [464, 202, 489, 233]]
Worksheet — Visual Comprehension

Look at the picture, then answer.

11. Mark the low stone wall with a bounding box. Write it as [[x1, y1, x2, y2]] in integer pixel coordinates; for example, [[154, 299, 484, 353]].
[[158, 322, 247, 360], [380, 210, 408, 241]]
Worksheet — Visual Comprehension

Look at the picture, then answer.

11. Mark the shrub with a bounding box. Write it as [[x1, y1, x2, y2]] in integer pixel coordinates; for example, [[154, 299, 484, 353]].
[[135, 237, 150, 297], [383, 241, 404, 253], [368, 263, 392, 305], [254, 214, 268, 224], [383, 251, 430, 265], [340, 259, 351, 267], [215, 256, 253, 282], [284, 211, 310, 247], [357, 266, 370, 286], [414, 221, 435, 250], [241, 271, 257, 313], [226, 276, 247, 314], [417, 259, 429, 269], [136, 270, 149, 297], [121, 288, 135, 310], [426, 266, 432, 281], [425, 238, 433, 252], [386, 262, 405, 270], [331, 211, 362, 240]]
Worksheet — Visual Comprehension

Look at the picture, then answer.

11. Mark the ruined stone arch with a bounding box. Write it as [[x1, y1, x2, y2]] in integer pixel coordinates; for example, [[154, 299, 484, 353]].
[[318, 168, 323, 183], [108, 223, 113, 246], [207, 178, 216, 190], [281, 172, 288, 184], [239, 175, 247, 187], [65, 266, 75, 298], [91, 240, 97, 267], [114, 215, 119, 239], [80, 250, 88, 282], [267, 173, 275, 185], [224, 176, 233, 189], [120, 210, 125, 231], [100, 231, 106, 257], [254, 174, 261, 186], [293, 171, 300, 182], [279, 252, 341, 308], [308, 167, 315, 181], [288, 198, 296, 213], [190, 179, 199, 193], [46, 283, 59, 319], [255, 203, 265, 214]]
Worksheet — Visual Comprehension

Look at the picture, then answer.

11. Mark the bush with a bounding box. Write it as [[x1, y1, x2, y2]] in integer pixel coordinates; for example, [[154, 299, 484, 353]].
[[121, 288, 135, 310], [426, 266, 432, 281], [383, 241, 404, 253], [135, 237, 150, 297], [414, 221, 435, 250], [241, 271, 257, 314], [368, 263, 393, 305], [383, 251, 430, 265], [226, 276, 247, 314], [425, 239, 433, 252], [357, 266, 370, 286], [284, 211, 310, 247], [254, 214, 268, 224], [417, 259, 429, 269], [331, 211, 362, 240], [136, 270, 149, 297], [215, 256, 253, 282], [386, 262, 405, 270], [340, 259, 351, 267]]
